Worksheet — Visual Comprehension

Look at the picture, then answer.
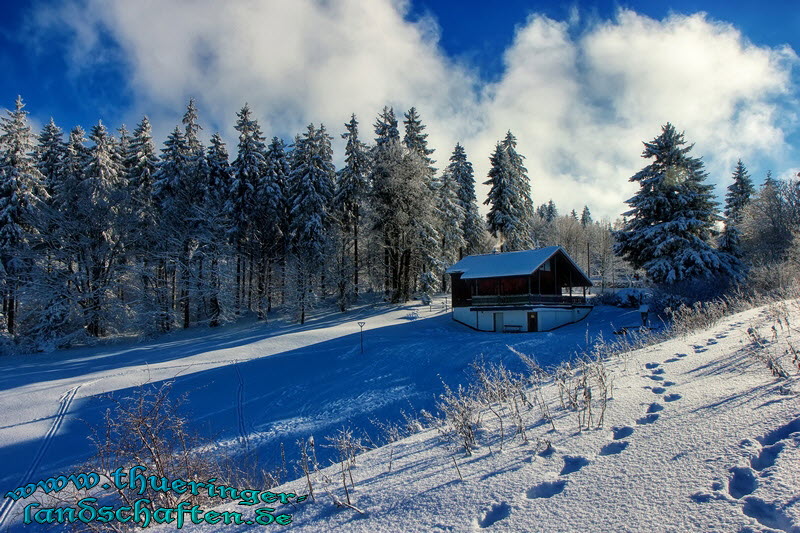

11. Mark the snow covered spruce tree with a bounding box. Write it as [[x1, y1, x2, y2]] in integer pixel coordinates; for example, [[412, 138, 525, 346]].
[[403, 107, 436, 188], [250, 136, 282, 321], [449, 143, 485, 257], [43, 126, 90, 334], [436, 157, 465, 290], [125, 117, 158, 236], [0, 97, 47, 337], [181, 100, 222, 328], [374, 106, 400, 147], [204, 132, 233, 326], [370, 108, 438, 302], [614, 123, 741, 285], [228, 104, 268, 315], [265, 136, 292, 307], [332, 114, 370, 310], [719, 159, 754, 259], [151, 126, 191, 331], [536, 200, 558, 223], [402, 107, 440, 293], [34, 118, 65, 262], [72, 121, 126, 336], [122, 117, 159, 328], [35, 118, 65, 196], [288, 124, 335, 323], [484, 131, 534, 252], [29, 119, 85, 347]]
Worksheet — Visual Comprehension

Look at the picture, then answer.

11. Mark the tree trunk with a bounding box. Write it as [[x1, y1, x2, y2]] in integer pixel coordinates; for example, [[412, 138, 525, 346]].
[[353, 208, 360, 297], [209, 256, 220, 327]]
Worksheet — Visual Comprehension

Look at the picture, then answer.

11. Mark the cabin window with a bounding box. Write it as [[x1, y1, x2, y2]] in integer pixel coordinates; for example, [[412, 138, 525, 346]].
[[540, 259, 551, 271]]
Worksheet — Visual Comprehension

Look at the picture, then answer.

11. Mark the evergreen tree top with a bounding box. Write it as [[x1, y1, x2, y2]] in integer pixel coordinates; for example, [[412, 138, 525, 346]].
[[374, 106, 399, 147], [580, 205, 592, 226], [1, 96, 36, 166], [36, 118, 65, 185], [403, 107, 434, 157], [336, 114, 370, 216], [182, 98, 203, 153], [724, 159, 754, 222], [208, 132, 230, 161]]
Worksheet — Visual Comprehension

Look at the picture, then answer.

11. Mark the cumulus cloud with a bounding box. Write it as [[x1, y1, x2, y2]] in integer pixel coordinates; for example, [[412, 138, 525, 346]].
[[27, 2, 799, 219], [476, 9, 797, 218]]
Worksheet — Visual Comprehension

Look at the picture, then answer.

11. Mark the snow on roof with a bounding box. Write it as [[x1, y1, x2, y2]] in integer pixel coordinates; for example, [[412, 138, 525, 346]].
[[446, 246, 565, 280]]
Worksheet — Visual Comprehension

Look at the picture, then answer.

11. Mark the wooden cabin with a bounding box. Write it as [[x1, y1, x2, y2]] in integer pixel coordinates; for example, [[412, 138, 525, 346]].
[[445, 246, 593, 332]]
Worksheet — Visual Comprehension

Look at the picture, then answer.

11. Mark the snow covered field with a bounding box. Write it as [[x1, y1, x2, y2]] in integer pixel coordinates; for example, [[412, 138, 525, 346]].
[[175, 303, 797, 533], [0, 297, 638, 531], [1, 298, 798, 532]]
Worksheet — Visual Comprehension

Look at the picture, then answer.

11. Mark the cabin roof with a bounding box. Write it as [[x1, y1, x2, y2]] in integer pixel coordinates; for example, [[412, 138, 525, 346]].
[[445, 246, 592, 285]]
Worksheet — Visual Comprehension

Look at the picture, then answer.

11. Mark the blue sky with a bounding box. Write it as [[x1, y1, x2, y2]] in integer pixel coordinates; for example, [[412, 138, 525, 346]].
[[1, 1, 799, 218]]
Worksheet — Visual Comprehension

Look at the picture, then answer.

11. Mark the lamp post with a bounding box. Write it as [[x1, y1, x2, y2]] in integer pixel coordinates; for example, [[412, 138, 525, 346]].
[[358, 321, 366, 354]]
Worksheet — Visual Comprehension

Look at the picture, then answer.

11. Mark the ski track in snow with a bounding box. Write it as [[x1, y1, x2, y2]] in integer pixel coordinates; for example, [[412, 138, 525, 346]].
[[0, 384, 81, 528], [233, 361, 250, 451]]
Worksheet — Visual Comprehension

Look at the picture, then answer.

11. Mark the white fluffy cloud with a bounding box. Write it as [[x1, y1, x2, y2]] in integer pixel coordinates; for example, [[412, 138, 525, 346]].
[[29, 2, 799, 219]]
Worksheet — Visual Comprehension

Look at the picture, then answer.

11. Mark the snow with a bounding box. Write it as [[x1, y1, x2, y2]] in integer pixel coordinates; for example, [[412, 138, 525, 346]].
[[447, 246, 590, 282], [1, 298, 799, 532], [0, 297, 635, 530], [180, 303, 797, 532]]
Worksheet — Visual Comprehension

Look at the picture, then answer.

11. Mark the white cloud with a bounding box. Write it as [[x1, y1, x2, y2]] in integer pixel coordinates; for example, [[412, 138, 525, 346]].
[[28, 2, 799, 220], [474, 9, 798, 218]]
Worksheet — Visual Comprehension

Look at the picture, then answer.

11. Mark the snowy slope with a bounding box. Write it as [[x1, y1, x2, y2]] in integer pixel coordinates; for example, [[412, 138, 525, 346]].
[[0, 297, 638, 531], [180, 304, 800, 533], [2, 300, 798, 532]]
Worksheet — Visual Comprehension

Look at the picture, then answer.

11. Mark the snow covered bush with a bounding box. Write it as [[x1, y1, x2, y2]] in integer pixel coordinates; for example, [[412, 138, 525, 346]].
[[436, 382, 480, 455], [76, 381, 280, 531]]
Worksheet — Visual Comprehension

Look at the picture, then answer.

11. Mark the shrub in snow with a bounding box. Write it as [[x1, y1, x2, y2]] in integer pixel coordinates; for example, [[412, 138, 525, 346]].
[[436, 381, 480, 455], [78, 381, 275, 531]]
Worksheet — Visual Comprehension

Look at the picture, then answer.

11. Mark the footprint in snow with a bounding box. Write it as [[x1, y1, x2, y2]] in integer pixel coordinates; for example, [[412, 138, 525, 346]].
[[477, 502, 511, 529], [651, 386, 666, 394], [728, 467, 758, 499], [744, 417, 800, 473], [750, 442, 784, 471], [662, 381, 676, 387], [645, 362, 660, 369], [560, 456, 590, 476], [652, 368, 665, 375], [758, 417, 800, 446], [676, 353, 688, 358], [612, 426, 634, 439], [637, 414, 660, 425], [647, 402, 664, 413], [599, 441, 629, 456], [692, 345, 707, 353], [526, 480, 566, 499], [664, 393, 681, 402], [706, 338, 718, 346], [741, 497, 797, 532], [665, 357, 680, 363], [648, 375, 664, 381]]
